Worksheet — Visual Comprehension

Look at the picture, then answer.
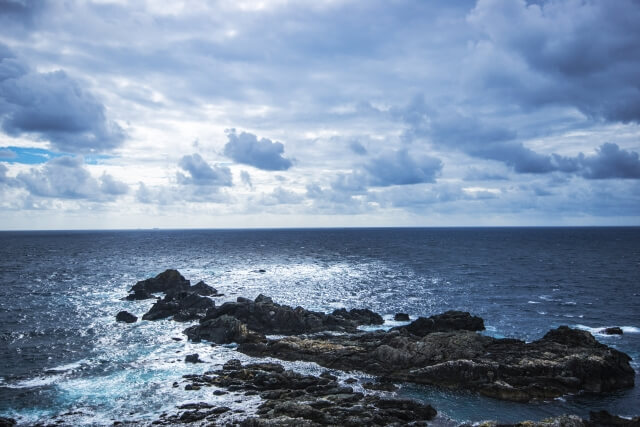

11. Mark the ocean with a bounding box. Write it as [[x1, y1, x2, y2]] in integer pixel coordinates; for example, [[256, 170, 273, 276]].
[[0, 227, 638, 425]]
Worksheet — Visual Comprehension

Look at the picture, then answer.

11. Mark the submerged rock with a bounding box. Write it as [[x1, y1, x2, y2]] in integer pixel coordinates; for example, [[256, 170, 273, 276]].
[[239, 324, 634, 402], [604, 327, 624, 335], [142, 291, 214, 321], [115, 310, 137, 323], [169, 359, 436, 426]]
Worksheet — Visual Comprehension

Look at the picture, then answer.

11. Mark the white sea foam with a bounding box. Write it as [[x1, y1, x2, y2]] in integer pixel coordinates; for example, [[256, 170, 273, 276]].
[[574, 324, 640, 335], [527, 301, 540, 304]]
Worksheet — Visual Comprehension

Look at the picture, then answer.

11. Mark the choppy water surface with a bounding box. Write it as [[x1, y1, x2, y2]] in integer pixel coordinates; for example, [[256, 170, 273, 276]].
[[0, 228, 639, 425]]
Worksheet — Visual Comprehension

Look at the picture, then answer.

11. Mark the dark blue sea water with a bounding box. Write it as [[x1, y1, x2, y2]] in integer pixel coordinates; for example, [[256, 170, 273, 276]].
[[0, 228, 638, 425]]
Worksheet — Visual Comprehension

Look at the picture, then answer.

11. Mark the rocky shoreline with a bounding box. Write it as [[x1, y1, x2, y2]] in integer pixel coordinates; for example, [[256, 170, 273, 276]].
[[107, 269, 638, 425]]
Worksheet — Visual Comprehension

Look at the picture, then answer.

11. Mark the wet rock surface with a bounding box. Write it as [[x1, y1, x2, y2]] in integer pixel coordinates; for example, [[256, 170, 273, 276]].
[[117, 270, 637, 424], [164, 359, 436, 426], [239, 325, 635, 402], [475, 410, 640, 426], [115, 310, 137, 323], [198, 294, 383, 335], [142, 291, 215, 321]]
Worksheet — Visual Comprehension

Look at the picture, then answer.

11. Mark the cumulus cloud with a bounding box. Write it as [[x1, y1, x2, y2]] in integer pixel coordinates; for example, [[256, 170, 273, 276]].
[[580, 143, 640, 179], [223, 129, 292, 171], [364, 149, 442, 186], [468, 0, 640, 122], [177, 153, 232, 187], [15, 156, 128, 199], [0, 44, 125, 153]]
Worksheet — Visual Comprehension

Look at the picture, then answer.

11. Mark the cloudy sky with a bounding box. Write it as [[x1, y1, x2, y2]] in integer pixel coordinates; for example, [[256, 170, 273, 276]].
[[0, 0, 639, 229]]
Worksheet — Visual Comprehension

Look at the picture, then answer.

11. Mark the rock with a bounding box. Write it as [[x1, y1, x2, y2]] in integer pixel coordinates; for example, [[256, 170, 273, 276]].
[[184, 315, 266, 344], [177, 402, 214, 410], [124, 289, 155, 300], [362, 381, 399, 392], [239, 324, 635, 402], [198, 294, 383, 335], [394, 313, 410, 321], [185, 353, 203, 363], [116, 311, 138, 323], [0, 418, 16, 427], [167, 359, 436, 426], [588, 410, 640, 426], [393, 310, 485, 336], [130, 269, 191, 295], [191, 280, 222, 297], [331, 308, 384, 325], [142, 291, 214, 321], [604, 327, 624, 335]]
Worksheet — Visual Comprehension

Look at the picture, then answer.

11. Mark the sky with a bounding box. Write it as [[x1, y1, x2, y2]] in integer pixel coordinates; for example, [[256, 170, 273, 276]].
[[0, 0, 639, 229]]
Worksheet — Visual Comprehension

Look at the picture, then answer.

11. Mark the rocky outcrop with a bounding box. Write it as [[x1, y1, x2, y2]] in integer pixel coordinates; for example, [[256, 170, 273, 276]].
[[184, 315, 266, 344], [394, 313, 410, 321], [184, 354, 203, 363], [155, 359, 436, 426], [198, 295, 384, 335], [391, 310, 484, 336], [604, 327, 624, 335], [478, 410, 640, 426], [130, 269, 191, 295], [125, 270, 222, 301], [115, 310, 137, 323], [330, 308, 384, 326], [239, 325, 634, 402], [142, 291, 215, 321]]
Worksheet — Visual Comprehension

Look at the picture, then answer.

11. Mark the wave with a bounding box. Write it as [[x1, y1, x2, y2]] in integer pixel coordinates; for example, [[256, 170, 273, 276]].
[[574, 324, 639, 335]]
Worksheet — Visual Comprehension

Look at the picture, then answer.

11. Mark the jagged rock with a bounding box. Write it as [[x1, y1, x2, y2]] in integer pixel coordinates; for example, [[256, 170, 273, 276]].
[[185, 353, 203, 363], [478, 410, 640, 426], [169, 359, 436, 426], [115, 310, 137, 323], [142, 291, 214, 321], [198, 294, 382, 335], [604, 327, 624, 335], [184, 315, 266, 344], [392, 310, 485, 336], [124, 289, 155, 300], [0, 417, 16, 427], [239, 325, 634, 402], [130, 269, 191, 295], [191, 280, 222, 297], [331, 308, 384, 325], [394, 313, 410, 321]]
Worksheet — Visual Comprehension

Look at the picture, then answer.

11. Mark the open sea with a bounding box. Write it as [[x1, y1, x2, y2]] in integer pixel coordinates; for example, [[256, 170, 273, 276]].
[[0, 227, 638, 425]]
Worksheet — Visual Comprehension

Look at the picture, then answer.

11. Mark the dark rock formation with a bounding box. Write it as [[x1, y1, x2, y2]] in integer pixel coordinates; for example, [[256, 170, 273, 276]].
[[163, 359, 436, 426], [184, 315, 266, 344], [0, 417, 16, 427], [142, 291, 214, 321], [394, 313, 410, 321], [130, 269, 191, 295], [115, 310, 137, 323], [331, 308, 384, 325], [478, 410, 640, 426], [124, 289, 155, 301], [198, 294, 383, 335], [185, 354, 203, 363], [239, 325, 634, 402], [392, 310, 484, 336], [191, 280, 222, 297], [604, 327, 624, 335]]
